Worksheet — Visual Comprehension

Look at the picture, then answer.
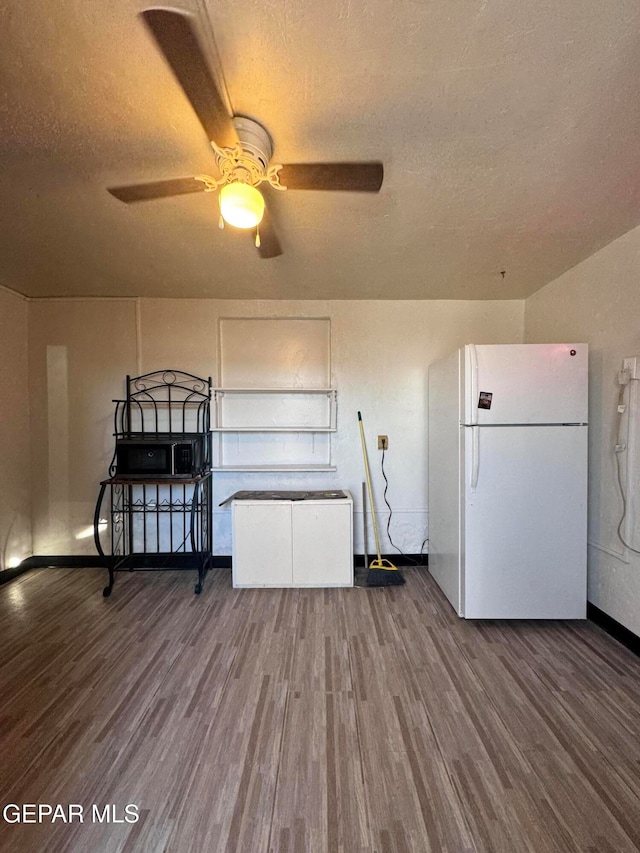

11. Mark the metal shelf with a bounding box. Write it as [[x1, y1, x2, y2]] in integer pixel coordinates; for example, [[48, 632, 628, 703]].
[[96, 371, 213, 596]]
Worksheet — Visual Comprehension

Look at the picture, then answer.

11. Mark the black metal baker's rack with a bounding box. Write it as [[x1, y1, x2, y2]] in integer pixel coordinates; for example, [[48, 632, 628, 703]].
[[94, 370, 213, 597]]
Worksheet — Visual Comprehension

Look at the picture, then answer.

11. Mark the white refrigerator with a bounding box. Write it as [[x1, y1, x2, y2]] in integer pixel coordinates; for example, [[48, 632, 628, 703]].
[[428, 343, 588, 619]]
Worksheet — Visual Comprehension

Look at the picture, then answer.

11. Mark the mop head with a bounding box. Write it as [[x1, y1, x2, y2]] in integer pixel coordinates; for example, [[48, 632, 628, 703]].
[[367, 558, 406, 587]]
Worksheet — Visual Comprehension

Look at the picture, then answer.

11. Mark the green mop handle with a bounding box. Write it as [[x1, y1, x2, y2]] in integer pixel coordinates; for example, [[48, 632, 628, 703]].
[[358, 411, 382, 563]]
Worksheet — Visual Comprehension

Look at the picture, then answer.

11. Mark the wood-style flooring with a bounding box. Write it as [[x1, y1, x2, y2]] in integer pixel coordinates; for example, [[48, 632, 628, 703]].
[[1, 567, 639, 852]]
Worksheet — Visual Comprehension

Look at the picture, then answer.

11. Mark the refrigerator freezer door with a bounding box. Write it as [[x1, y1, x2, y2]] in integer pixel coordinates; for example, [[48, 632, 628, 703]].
[[463, 344, 588, 426], [462, 424, 587, 619]]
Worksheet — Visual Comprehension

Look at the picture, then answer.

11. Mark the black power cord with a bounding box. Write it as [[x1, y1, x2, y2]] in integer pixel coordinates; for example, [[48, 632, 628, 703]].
[[380, 447, 428, 566]]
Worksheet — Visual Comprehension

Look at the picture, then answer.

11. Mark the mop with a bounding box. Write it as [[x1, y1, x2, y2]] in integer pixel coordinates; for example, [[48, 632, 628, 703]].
[[357, 412, 406, 586]]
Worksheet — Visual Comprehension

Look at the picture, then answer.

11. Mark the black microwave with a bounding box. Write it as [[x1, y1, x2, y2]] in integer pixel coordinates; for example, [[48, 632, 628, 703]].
[[115, 434, 207, 478]]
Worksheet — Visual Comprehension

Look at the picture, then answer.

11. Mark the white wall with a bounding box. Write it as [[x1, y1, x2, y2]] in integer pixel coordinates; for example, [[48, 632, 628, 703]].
[[525, 224, 640, 636], [142, 299, 525, 553], [29, 299, 138, 555], [0, 286, 31, 569], [28, 297, 524, 556]]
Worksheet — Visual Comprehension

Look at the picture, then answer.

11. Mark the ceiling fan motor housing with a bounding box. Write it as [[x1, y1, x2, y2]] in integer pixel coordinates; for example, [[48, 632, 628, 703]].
[[212, 116, 274, 186], [232, 117, 273, 169]]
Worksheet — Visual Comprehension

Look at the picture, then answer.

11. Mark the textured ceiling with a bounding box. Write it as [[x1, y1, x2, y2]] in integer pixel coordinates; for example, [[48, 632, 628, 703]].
[[1, 0, 640, 300]]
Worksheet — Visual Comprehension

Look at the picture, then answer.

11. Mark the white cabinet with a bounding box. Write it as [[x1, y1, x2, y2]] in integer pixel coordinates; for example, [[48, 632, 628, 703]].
[[231, 491, 353, 588]]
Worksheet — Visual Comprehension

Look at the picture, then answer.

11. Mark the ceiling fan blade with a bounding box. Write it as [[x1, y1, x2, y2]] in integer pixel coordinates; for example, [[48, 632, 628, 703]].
[[277, 162, 383, 192], [256, 206, 283, 259], [141, 9, 238, 147], [108, 177, 207, 203]]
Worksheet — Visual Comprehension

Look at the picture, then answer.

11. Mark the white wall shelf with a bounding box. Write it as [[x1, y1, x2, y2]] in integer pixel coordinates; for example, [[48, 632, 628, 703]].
[[214, 387, 334, 394], [211, 388, 337, 471], [212, 388, 337, 430], [215, 463, 337, 472], [212, 427, 337, 433]]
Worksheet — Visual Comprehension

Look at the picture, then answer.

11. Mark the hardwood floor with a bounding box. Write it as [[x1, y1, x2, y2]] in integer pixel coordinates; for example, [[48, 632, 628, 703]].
[[1, 566, 639, 852]]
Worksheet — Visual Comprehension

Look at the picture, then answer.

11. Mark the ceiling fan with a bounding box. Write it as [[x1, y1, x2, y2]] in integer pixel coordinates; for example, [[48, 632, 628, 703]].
[[108, 8, 384, 258]]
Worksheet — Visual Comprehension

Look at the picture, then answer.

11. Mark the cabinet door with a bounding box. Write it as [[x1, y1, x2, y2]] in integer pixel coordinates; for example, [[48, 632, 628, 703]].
[[232, 503, 292, 586], [292, 502, 353, 586]]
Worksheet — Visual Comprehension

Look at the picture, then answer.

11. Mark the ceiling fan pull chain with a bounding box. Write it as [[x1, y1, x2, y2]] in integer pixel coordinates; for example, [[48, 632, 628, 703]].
[[218, 215, 225, 230], [255, 226, 261, 248]]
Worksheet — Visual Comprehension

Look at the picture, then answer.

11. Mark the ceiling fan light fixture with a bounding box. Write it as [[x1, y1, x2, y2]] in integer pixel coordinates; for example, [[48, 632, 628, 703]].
[[219, 182, 265, 229]]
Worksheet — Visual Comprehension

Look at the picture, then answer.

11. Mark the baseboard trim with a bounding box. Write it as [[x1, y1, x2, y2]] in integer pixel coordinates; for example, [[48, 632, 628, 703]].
[[588, 603, 639, 656], [22, 556, 105, 568], [355, 553, 428, 567], [0, 555, 232, 582], [0, 564, 33, 585], [2, 553, 428, 584]]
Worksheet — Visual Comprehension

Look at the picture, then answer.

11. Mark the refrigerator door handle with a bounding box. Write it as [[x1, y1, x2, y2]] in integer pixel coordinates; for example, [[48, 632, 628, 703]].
[[471, 425, 480, 491], [469, 344, 479, 425]]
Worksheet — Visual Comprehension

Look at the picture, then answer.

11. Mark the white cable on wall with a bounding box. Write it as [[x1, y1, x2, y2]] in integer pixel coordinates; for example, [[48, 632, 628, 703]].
[[614, 367, 640, 555]]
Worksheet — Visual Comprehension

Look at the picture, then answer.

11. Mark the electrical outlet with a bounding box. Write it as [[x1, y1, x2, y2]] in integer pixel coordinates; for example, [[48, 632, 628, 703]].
[[623, 357, 639, 380], [378, 435, 388, 450]]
